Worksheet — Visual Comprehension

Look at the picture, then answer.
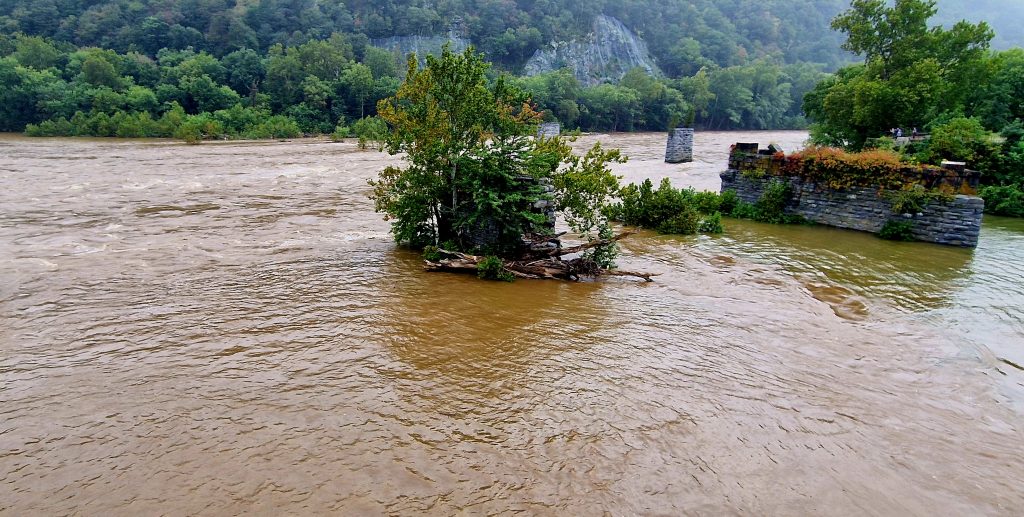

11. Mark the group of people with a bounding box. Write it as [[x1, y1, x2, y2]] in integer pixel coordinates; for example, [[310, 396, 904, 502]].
[[889, 127, 919, 139]]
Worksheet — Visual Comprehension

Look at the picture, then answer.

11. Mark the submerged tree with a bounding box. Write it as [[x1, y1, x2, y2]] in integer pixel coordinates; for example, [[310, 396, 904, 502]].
[[370, 46, 651, 281]]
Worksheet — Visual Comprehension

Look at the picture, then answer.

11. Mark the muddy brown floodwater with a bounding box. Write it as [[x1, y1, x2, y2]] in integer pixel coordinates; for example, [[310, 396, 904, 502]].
[[1, 131, 1023, 515]]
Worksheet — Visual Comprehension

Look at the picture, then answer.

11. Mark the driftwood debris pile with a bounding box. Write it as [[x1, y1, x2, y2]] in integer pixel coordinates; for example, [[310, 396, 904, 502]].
[[423, 231, 656, 282]]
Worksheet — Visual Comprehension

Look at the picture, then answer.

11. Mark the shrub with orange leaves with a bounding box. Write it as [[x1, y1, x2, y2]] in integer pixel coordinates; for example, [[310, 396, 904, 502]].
[[738, 145, 950, 192]]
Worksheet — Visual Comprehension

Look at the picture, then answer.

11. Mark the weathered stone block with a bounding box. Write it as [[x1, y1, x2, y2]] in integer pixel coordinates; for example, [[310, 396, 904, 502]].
[[537, 122, 561, 138], [665, 128, 694, 163]]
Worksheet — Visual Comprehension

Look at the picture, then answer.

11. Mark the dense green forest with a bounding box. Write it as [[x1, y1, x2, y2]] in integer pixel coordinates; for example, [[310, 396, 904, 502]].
[[0, 32, 829, 138], [0, 0, 852, 71], [1, 0, 1022, 139], [802, 0, 1024, 217], [0, 0, 857, 138], [1, 0, 1019, 72], [0, 0, 842, 137]]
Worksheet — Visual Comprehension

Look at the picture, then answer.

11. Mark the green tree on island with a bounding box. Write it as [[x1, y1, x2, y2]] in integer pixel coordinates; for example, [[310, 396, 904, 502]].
[[369, 47, 652, 281]]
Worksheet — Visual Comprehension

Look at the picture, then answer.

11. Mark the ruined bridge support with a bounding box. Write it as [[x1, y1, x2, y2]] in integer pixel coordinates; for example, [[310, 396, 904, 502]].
[[665, 128, 694, 163], [720, 143, 985, 247]]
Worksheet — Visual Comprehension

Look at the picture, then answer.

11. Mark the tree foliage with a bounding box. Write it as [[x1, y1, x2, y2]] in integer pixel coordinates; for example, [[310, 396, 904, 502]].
[[3, 1, 1021, 138], [0, 30, 408, 140], [371, 47, 622, 257], [803, 0, 1024, 219], [0, 0, 855, 71], [807, 0, 994, 149]]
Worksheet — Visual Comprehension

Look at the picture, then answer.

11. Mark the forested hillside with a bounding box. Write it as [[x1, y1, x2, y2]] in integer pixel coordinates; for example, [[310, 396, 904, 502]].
[[2, 1, 1020, 76], [1, 1, 1020, 138], [0, 0, 850, 72]]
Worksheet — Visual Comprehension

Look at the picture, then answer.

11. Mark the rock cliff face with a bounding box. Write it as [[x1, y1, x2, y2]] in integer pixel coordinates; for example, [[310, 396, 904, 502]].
[[371, 29, 471, 64], [524, 15, 659, 86]]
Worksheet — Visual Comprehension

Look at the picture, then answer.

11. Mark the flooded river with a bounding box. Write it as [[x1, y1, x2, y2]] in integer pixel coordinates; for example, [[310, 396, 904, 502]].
[[1, 131, 1022, 515]]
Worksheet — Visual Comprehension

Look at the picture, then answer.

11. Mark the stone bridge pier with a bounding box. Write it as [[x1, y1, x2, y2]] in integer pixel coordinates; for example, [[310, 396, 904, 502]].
[[665, 128, 694, 163]]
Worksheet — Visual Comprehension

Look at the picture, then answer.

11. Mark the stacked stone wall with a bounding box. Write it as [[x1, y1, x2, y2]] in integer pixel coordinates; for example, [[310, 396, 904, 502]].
[[720, 144, 985, 247], [665, 128, 694, 163]]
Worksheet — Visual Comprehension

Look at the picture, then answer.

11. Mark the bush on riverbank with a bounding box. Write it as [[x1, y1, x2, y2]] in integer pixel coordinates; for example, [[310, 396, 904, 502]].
[[26, 109, 176, 138], [608, 177, 807, 234], [25, 102, 305, 142], [352, 116, 388, 149], [980, 185, 1024, 217], [608, 178, 724, 236]]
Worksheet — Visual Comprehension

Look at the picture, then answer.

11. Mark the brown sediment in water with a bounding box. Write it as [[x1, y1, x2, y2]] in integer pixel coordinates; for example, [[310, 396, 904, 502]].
[[0, 131, 1022, 515]]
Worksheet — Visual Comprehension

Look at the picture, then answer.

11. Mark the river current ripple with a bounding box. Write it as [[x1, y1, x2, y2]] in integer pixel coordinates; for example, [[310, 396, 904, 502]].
[[1, 132, 1022, 515]]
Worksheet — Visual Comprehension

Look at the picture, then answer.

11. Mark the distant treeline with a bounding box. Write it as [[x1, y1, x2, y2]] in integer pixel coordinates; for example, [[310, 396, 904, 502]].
[[0, 0, 851, 73], [0, 32, 826, 140], [4, 1, 1023, 140]]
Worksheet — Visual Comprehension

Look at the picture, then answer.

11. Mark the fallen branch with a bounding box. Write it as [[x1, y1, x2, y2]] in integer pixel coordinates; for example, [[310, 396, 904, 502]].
[[423, 232, 654, 282], [602, 270, 659, 282], [526, 230, 637, 259]]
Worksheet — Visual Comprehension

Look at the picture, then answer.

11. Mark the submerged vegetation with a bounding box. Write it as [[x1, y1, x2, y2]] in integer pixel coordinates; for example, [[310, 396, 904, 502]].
[[607, 177, 802, 236], [877, 219, 916, 241], [476, 256, 515, 282], [609, 178, 726, 235]]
